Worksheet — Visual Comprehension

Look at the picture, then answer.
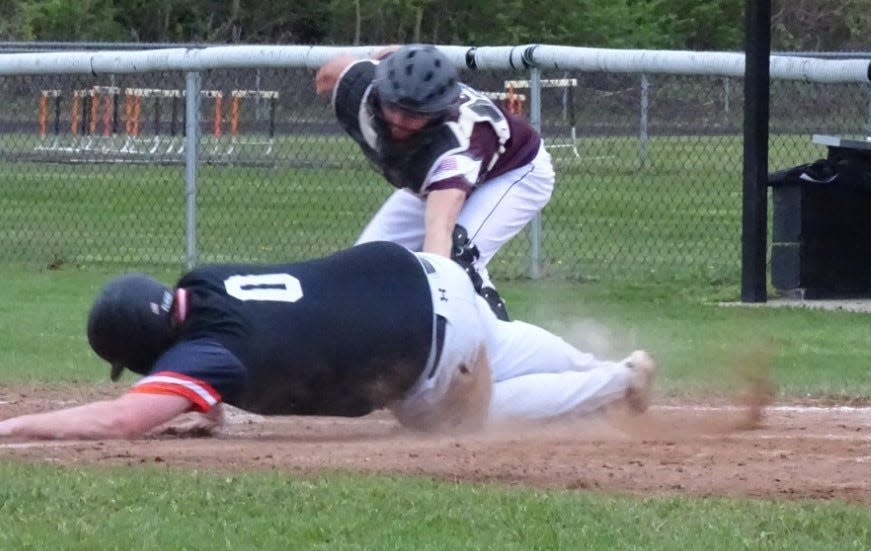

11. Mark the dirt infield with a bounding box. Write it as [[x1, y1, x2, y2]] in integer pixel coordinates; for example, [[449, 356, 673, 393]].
[[1, 385, 870, 502]]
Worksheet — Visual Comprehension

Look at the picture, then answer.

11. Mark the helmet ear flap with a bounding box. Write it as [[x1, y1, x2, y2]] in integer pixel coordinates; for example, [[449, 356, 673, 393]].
[[110, 363, 125, 382], [87, 273, 175, 380]]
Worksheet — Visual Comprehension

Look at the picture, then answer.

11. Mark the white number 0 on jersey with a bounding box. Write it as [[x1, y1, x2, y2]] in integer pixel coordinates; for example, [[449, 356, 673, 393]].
[[224, 273, 303, 303]]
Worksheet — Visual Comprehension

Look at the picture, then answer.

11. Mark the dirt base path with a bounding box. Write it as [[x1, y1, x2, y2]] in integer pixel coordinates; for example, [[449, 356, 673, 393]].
[[1, 386, 869, 502]]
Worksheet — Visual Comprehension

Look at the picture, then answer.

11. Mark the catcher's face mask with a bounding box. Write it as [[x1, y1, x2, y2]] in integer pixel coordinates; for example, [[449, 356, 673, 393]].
[[379, 103, 435, 141]]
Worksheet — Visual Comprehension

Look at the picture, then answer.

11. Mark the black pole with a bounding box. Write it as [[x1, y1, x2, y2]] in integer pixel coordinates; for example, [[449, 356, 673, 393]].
[[153, 96, 162, 135], [81, 94, 91, 136], [567, 80, 576, 127], [171, 94, 179, 137], [269, 96, 276, 139], [741, 0, 771, 302], [111, 89, 119, 135], [53, 95, 61, 136]]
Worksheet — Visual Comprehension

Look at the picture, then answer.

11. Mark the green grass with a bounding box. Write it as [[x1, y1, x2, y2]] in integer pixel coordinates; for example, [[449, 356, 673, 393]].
[[0, 132, 831, 283], [2, 131, 869, 548], [0, 462, 868, 550], [504, 280, 871, 398]]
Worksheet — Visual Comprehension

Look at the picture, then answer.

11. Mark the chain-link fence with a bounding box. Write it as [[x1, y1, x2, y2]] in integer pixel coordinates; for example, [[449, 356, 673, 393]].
[[1, 48, 869, 285]]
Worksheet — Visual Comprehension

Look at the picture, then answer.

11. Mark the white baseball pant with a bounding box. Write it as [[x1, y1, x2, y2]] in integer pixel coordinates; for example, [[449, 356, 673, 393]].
[[480, 302, 637, 425], [356, 141, 555, 288], [390, 253, 637, 430]]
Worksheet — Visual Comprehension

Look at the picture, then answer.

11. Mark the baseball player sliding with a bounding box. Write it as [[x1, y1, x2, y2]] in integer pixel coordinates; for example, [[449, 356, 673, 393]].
[[0, 242, 655, 439], [316, 44, 555, 321]]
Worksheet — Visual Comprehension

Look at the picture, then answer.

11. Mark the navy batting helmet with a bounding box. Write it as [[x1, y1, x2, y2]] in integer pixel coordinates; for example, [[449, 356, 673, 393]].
[[374, 44, 460, 115], [87, 273, 176, 381]]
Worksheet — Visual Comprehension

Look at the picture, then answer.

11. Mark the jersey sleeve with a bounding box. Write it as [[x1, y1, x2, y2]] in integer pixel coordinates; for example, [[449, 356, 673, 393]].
[[333, 59, 377, 141], [421, 114, 503, 196], [423, 153, 481, 195], [128, 338, 246, 413]]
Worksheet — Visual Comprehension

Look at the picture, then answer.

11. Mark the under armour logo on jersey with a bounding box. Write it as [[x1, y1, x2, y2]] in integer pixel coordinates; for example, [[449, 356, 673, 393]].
[[438, 288, 447, 302]]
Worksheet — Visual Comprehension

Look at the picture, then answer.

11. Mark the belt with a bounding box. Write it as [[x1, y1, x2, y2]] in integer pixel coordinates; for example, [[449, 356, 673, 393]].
[[427, 315, 447, 379], [418, 256, 437, 274], [416, 255, 447, 379]]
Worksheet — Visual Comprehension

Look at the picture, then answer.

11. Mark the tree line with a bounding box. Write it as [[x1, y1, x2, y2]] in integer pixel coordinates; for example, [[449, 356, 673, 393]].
[[0, 0, 868, 51]]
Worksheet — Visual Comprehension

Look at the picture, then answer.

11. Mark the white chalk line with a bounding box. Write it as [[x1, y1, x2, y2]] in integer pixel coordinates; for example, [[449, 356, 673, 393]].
[[654, 404, 871, 415], [700, 433, 871, 443], [0, 441, 90, 449]]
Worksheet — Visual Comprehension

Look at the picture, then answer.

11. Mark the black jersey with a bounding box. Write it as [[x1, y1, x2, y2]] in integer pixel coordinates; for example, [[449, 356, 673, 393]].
[[132, 242, 434, 417]]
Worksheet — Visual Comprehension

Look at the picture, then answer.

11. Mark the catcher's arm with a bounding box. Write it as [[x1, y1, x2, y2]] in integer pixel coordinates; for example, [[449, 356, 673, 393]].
[[423, 188, 467, 257], [0, 392, 192, 440], [314, 46, 400, 96], [315, 54, 362, 95], [370, 45, 401, 60]]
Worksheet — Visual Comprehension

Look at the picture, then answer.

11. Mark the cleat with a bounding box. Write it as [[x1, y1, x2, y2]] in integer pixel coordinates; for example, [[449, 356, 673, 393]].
[[624, 350, 656, 414]]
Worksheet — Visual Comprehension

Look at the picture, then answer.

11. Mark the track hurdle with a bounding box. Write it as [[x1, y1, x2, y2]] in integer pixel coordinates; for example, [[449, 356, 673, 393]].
[[38, 86, 118, 153], [504, 78, 579, 157], [121, 87, 144, 153], [199, 90, 224, 155], [121, 87, 193, 155], [33, 85, 273, 160], [149, 88, 185, 155], [37, 89, 62, 150], [122, 88, 166, 153], [90, 86, 121, 152], [481, 90, 527, 116], [226, 90, 278, 155], [92, 86, 121, 136], [70, 87, 98, 151]]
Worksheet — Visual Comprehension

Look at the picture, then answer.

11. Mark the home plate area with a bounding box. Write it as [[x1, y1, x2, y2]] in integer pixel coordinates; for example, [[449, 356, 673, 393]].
[[1, 386, 869, 502]]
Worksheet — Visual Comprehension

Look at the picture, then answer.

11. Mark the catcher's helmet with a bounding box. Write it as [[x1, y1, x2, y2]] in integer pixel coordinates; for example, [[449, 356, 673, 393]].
[[87, 273, 176, 381], [374, 44, 460, 116]]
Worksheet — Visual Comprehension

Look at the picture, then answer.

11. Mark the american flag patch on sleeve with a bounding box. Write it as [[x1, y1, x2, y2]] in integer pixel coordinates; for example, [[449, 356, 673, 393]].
[[430, 154, 481, 183]]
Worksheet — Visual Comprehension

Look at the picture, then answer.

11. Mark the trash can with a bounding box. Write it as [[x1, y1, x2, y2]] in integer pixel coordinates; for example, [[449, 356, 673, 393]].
[[768, 135, 871, 298]]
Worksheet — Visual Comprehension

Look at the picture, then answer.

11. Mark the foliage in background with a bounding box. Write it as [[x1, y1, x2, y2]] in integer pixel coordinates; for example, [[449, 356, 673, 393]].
[[0, 0, 869, 51], [772, 0, 871, 51]]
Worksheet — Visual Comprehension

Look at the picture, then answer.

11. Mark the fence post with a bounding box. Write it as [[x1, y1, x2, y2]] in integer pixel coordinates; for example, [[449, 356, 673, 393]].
[[528, 66, 543, 279], [639, 73, 650, 169], [723, 76, 732, 127], [184, 71, 201, 269], [867, 82, 871, 136]]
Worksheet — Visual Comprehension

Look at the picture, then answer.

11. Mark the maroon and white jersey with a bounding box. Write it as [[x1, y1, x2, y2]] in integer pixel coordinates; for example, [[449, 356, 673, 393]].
[[333, 59, 542, 195]]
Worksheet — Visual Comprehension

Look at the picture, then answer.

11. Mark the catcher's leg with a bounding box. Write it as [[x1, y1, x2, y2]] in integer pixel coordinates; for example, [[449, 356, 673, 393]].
[[355, 189, 426, 249], [455, 142, 555, 267]]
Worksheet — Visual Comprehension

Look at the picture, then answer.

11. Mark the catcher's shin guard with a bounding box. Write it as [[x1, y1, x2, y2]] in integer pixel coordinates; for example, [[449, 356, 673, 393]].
[[451, 224, 511, 321], [450, 224, 480, 269], [450, 224, 484, 292]]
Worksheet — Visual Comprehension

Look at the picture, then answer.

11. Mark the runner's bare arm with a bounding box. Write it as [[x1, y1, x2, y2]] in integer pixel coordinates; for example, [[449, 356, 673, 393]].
[[0, 392, 192, 440], [156, 403, 225, 436]]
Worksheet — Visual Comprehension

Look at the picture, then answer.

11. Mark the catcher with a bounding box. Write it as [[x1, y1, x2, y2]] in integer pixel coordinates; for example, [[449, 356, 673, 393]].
[[316, 44, 556, 321], [0, 242, 655, 440]]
